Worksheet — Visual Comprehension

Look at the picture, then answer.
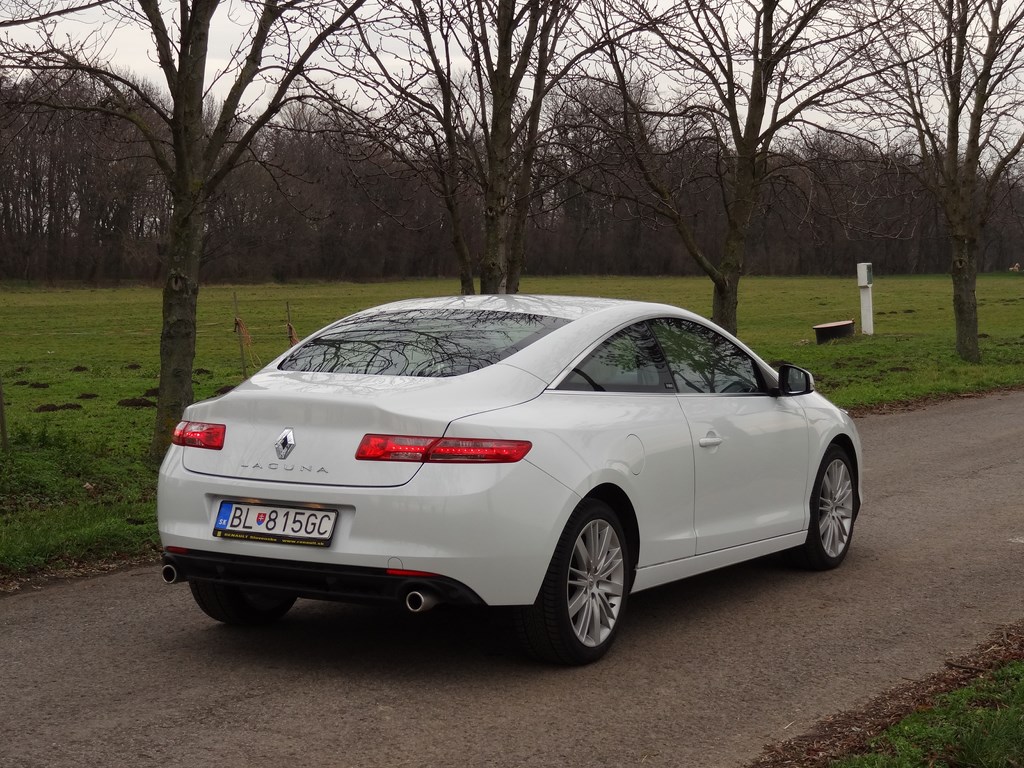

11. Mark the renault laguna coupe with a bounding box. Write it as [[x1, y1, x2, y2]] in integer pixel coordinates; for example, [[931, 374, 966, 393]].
[[158, 294, 862, 664]]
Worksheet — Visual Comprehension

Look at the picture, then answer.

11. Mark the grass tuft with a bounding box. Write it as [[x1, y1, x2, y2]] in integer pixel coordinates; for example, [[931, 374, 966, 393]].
[[832, 662, 1024, 767]]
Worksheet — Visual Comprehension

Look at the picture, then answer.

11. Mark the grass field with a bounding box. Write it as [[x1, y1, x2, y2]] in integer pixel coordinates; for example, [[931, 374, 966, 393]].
[[1, 273, 1023, 577]]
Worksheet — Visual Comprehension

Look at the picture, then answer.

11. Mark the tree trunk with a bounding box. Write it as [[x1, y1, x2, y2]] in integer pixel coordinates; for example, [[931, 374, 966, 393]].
[[710, 203, 749, 335], [480, 121, 511, 293], [950, 235, 981, 363], [442, 191, 475, 295], [149, 200, 205, 463], [480, 180, 508, 294], [711, 265, 740, 336], [456, 242, 476, 295], [479, 0, 516, 296], [506, 194, 528, 295], [506, 134, 541, 295], [505, 226, 524, 294]]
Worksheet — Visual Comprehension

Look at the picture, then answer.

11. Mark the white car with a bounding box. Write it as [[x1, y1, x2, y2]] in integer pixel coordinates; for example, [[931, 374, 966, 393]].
[[158, 295, 862, 664]]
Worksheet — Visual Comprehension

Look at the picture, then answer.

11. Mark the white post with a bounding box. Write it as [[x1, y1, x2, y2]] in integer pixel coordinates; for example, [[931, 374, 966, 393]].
[[857, 263, 874, 335]]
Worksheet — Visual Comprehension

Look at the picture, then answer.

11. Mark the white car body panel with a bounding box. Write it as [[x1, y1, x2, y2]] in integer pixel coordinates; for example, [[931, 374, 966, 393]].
[[159, 449, 580, 605], [453, 389, 699, 567], [179, 364, 546, 487], [631, 532, 809, 592], [685, 393, 810, 554]]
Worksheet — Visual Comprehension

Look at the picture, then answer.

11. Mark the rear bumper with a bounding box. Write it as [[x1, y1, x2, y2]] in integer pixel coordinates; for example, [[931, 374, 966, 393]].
[[158, 446, 581, 606], [162, 550, 484, 607]]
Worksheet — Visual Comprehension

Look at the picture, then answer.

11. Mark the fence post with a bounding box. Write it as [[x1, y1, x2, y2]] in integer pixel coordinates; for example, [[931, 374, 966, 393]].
[[286, 302, 299, 346], [233, 292, 248, 379]]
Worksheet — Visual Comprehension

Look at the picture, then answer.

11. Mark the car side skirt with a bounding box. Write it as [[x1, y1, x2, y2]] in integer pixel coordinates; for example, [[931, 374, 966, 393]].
[[631, 532, 807, 594]]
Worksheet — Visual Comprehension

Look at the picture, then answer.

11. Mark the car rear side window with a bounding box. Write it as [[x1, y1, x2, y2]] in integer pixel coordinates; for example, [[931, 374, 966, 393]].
[[279, 309, 568, 377], [558, 322, 672, 393], [649, 317, 761, 394]]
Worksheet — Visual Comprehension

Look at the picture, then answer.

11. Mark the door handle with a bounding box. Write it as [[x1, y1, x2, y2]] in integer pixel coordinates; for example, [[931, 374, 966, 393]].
[[699, 433, 723, 449]]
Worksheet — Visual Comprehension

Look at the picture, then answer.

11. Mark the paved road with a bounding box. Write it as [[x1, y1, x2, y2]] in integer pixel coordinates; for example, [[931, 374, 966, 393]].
[[3, 390, 1024, 768]]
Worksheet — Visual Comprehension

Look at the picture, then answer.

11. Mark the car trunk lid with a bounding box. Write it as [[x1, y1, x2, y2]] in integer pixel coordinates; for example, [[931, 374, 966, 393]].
[[178, 365, 545, 487]]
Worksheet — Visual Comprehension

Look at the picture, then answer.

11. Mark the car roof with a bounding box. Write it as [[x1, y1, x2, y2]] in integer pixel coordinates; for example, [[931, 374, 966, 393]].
[[355, 294, 662, 322]]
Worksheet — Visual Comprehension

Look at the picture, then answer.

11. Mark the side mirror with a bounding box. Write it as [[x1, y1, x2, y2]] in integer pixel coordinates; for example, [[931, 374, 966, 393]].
[[776, 364, 814, 396]]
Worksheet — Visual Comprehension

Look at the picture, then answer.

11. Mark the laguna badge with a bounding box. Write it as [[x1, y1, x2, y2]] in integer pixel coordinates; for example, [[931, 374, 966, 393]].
[[274, 428, 296, 460]]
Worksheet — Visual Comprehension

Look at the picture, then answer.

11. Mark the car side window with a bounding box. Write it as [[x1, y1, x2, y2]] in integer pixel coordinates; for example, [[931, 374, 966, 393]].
[[558, 322, 671, 393], [650, 318, 761, 394]]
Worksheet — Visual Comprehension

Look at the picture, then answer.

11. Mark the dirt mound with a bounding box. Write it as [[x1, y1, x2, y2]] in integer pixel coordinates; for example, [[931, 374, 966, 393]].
[[117, 397, 156, 408]]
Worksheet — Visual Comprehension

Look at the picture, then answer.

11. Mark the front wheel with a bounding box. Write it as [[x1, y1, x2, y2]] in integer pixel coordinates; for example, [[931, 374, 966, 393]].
[[792, 445, 857, 570], [189, 580, 297, 625], [515, 498, 631, 665]]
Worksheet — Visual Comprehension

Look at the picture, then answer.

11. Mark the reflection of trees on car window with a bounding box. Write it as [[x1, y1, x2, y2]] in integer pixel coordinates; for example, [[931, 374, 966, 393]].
[[280, 310, 566, 377], [560, 323, 668, 392], [651, 319, 759, 394]]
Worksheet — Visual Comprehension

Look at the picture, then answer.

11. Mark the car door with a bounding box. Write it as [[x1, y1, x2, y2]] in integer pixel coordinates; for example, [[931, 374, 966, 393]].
[[649, 317, 810, 555], [555, 321, 698, 566]]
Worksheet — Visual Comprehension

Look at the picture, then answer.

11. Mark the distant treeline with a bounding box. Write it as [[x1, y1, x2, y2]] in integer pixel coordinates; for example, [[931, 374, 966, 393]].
[[2, 81, 1022, 286]]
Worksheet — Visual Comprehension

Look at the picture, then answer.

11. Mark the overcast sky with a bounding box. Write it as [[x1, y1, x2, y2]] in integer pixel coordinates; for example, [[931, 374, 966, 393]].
[[5, 2, 243, 97]]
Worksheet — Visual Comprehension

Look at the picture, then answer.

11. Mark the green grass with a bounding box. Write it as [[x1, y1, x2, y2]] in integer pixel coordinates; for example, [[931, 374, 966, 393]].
[[832, 662, 1024, 767], [0, 419, 157, 573], [1, 274, 1022, 580]]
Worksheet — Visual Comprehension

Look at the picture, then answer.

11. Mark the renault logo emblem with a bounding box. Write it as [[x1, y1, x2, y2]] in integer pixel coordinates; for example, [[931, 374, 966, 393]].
[[274, 428, 296, 460]]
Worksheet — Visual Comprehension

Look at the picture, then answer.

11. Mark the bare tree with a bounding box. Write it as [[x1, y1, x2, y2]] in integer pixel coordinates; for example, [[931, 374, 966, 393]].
[[603, 0, 886, 334], [0, 0, 112, 28], [867, 0, 1024, 362], [331, 0, 623, 294], [1, 0, 368, 459]]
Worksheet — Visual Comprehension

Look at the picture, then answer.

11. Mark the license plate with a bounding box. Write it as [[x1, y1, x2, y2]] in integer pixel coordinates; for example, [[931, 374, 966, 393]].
[[214, 501, 337, 547]]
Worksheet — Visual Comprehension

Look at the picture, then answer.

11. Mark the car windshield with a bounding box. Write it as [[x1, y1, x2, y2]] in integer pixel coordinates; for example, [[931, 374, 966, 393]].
[[279, 309, 568, 377]]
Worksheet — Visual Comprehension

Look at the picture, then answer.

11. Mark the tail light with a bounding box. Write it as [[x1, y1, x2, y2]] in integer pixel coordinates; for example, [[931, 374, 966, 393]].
[[172, 421, 226, 450], [356, 434, 531, 463]]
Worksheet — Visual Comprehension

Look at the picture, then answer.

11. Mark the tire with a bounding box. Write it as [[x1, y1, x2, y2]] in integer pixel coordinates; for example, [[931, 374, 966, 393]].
[[792, 445, 857, 570], [189, 580, 297, 626], [515, 498, 631, 665]]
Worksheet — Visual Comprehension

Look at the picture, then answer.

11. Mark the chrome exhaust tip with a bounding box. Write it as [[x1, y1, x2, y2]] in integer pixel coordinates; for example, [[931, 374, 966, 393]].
[[404, 590, 439, 613], [161, 563, 179, 584]]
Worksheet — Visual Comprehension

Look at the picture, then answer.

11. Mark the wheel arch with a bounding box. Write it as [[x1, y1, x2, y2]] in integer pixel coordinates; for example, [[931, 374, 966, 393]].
[[583, 483, 640, 583]]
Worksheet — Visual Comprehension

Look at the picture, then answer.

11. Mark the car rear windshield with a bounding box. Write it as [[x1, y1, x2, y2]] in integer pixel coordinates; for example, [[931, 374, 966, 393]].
[[279, 309, 569, 377]]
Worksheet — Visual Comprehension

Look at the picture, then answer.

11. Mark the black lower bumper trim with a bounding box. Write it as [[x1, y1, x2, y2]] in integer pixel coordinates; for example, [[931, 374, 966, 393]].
[[162, 550, 484, 607]]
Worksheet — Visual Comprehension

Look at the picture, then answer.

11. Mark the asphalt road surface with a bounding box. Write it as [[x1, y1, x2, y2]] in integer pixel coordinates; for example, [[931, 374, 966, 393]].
[[3, 389, 1023, 768]]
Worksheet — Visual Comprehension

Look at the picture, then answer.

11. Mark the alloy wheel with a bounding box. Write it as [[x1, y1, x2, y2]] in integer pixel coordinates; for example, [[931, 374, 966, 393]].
[[818, 458, 854, 558], [566, 519, 626, 647]]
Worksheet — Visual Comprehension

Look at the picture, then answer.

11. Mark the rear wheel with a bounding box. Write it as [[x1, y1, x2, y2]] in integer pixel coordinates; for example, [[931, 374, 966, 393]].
[[189, 580, 296, 625], [515, 498, 631, 665], [792, 445, 857, 570]]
